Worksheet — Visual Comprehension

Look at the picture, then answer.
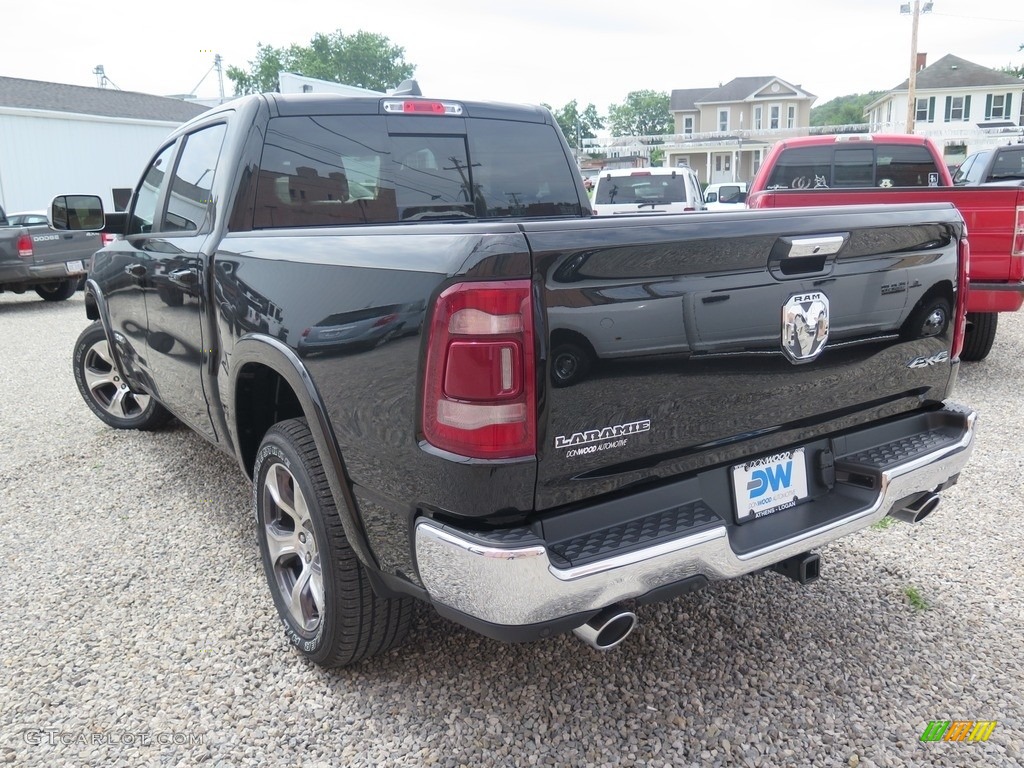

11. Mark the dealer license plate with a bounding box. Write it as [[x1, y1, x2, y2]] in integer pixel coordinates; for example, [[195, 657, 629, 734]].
[[65, 260, 85, 274], [731, 448, 809, 524]]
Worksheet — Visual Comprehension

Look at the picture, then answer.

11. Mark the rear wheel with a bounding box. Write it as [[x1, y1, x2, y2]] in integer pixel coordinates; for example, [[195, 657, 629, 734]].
[[961, 312, 997, 362], [35, 279, 78, 302], [254, 418, 413, 668], [72, 321, 172, 430]]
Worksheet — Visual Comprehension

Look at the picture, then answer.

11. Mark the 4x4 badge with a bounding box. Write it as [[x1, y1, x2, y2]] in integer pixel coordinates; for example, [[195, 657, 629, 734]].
[[782, 292, 829, 363]]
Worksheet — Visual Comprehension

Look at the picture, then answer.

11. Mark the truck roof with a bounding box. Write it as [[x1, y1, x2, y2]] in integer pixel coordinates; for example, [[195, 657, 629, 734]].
[[771, 133, 936, 149]]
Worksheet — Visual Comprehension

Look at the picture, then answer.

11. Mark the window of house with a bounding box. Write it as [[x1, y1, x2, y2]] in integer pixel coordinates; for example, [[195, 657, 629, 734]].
[[754, 106, 762, 130], [945, 95, 972, 122], [683, 116, 693, 136], [886, 101, 893, 122], [986, 92, 1014, 121], [787, 105, 796, 129], [718, 109, 729, 132], [770, 106, 780, 130]]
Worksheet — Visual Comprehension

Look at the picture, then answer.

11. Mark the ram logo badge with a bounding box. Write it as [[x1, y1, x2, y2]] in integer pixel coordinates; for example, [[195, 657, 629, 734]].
[[782, 292, 829, 363]]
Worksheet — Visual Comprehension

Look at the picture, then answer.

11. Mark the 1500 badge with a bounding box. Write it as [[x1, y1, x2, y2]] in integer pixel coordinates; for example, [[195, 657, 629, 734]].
[[555, 419, 650, 449]]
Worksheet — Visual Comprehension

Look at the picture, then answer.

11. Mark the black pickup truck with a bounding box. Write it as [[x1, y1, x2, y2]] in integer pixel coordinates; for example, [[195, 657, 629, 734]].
[[54, 89, 977, 668]]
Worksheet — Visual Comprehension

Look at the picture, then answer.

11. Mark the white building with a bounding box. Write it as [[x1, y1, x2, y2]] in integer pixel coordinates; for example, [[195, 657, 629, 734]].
[[0, 76, 209, 214], [864, 54, 1024, 165], [277, 72, 382, 97]]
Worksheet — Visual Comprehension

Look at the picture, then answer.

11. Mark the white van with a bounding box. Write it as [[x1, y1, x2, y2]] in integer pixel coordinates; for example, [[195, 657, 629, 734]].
[[703, 182, 748, 211], [591, 167, 705, 215]]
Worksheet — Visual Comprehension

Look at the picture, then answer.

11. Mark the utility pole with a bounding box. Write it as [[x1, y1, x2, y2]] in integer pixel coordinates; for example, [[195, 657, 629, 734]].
[[214, 54, 225, 103], [901, 1, 933, 134]]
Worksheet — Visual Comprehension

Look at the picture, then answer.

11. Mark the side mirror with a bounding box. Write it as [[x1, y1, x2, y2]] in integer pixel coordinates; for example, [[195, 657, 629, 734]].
[[50, 195, 105, 231]]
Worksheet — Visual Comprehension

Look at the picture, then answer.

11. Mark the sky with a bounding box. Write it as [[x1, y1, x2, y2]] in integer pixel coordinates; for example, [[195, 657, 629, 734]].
[[2, 0, 1021, 116]]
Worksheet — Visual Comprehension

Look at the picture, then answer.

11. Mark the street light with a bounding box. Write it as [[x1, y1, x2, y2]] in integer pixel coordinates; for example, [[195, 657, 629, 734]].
[[901, 1, 933, 134]]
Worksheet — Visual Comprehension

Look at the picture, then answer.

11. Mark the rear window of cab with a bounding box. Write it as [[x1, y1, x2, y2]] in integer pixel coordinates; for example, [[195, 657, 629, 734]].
[[765, 144, 940, 190], [593, 173, 692, 205], [252, 115, 584, 228]]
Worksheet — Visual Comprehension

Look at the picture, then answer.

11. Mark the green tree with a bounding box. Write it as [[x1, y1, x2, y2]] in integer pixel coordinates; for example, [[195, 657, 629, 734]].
[[542, 100, 604, 149], [227, 30, 415, 95], [607, 90, 673, 137], [1000, 43, 1023, 79], [810, 92, 883, 127]]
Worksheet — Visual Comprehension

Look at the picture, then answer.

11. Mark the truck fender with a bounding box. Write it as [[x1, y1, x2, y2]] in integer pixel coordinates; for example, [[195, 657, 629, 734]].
[[81, 279, 135, 388], [229, 334, 380, 574]]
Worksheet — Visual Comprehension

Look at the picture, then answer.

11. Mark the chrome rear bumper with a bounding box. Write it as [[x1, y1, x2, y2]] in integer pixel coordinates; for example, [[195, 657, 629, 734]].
[[415, 406, 977, 627]]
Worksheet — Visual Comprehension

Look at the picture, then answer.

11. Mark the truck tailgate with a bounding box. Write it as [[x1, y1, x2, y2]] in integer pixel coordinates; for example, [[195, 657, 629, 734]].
[[28, 227, 100, 269], [750, 184, 1024, 283], [523, 204, 964, 510]]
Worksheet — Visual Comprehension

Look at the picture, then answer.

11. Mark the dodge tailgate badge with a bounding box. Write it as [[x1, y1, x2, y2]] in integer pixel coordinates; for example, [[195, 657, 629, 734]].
[[783, 292, 829, 363]]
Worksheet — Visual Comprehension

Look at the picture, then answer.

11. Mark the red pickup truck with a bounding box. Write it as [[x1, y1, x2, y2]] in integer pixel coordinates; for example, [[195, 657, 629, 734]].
[[747, 134, 1024, 360]]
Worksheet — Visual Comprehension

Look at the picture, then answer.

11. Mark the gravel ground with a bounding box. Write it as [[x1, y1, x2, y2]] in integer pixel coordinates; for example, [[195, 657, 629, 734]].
[[1, 292, 1021, 768]]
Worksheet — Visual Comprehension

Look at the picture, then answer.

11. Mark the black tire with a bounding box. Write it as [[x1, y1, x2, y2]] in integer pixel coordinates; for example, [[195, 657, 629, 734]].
[[72, 321, 173, 430], [961, 312, 997, 362], [254, 418, 413, 668], [551, 341, 592, 387], [35, 279, 78, 302]]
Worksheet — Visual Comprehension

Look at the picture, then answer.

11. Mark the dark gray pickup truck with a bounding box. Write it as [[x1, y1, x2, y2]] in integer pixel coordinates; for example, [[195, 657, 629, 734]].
[[0, 205, 98, 301], [953, 143, 1024, 186], [53, 89, 977, 668]]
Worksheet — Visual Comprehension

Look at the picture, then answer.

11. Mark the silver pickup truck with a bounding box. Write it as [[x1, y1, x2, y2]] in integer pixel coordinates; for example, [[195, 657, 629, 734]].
[[0, 206, 100, 301]]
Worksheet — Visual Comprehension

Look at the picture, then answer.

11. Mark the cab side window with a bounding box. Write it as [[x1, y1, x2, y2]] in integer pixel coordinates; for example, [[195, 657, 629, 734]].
[[128, 144, 175, 235], [165, 124, 227, 232]]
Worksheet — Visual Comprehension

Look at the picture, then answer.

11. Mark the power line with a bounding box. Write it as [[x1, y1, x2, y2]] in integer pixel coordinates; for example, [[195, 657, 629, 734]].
[[929, 11, 1024, 23]]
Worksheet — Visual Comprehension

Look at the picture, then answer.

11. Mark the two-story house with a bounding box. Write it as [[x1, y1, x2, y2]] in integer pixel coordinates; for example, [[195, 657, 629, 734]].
[[664, 77, 816, 183], [582, 76, 815, 185], [864, 54, 1024, 166]]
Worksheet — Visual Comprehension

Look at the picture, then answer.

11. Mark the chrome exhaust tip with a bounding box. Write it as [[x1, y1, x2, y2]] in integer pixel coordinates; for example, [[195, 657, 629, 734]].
[[572, 605, 638, 651], [890, 492, 942, 524]]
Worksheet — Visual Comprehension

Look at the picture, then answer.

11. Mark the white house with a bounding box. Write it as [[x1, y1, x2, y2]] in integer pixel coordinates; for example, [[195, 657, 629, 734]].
[[864, 54, 1024, 165], [0, 77, 209, 214]]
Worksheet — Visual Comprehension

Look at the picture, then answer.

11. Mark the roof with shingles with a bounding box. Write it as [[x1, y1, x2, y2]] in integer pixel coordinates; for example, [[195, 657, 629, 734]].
[[700, 76, 815, 103], [891, 54, 1023, 91], [671, 77, 815, 111], [670, 88, 716, 111], [0, 76, 209, 122]]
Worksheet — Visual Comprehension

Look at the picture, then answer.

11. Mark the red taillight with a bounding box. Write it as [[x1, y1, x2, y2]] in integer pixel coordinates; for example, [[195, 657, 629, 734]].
[[101, 233, 117, 247], [952, 236, 971, 360], [382, 99, 463, 116], [372, 313, 399, 327], [1012, 205, 1024, 258], [17, 233, 33, 258], [422, 280, 536, 459]]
